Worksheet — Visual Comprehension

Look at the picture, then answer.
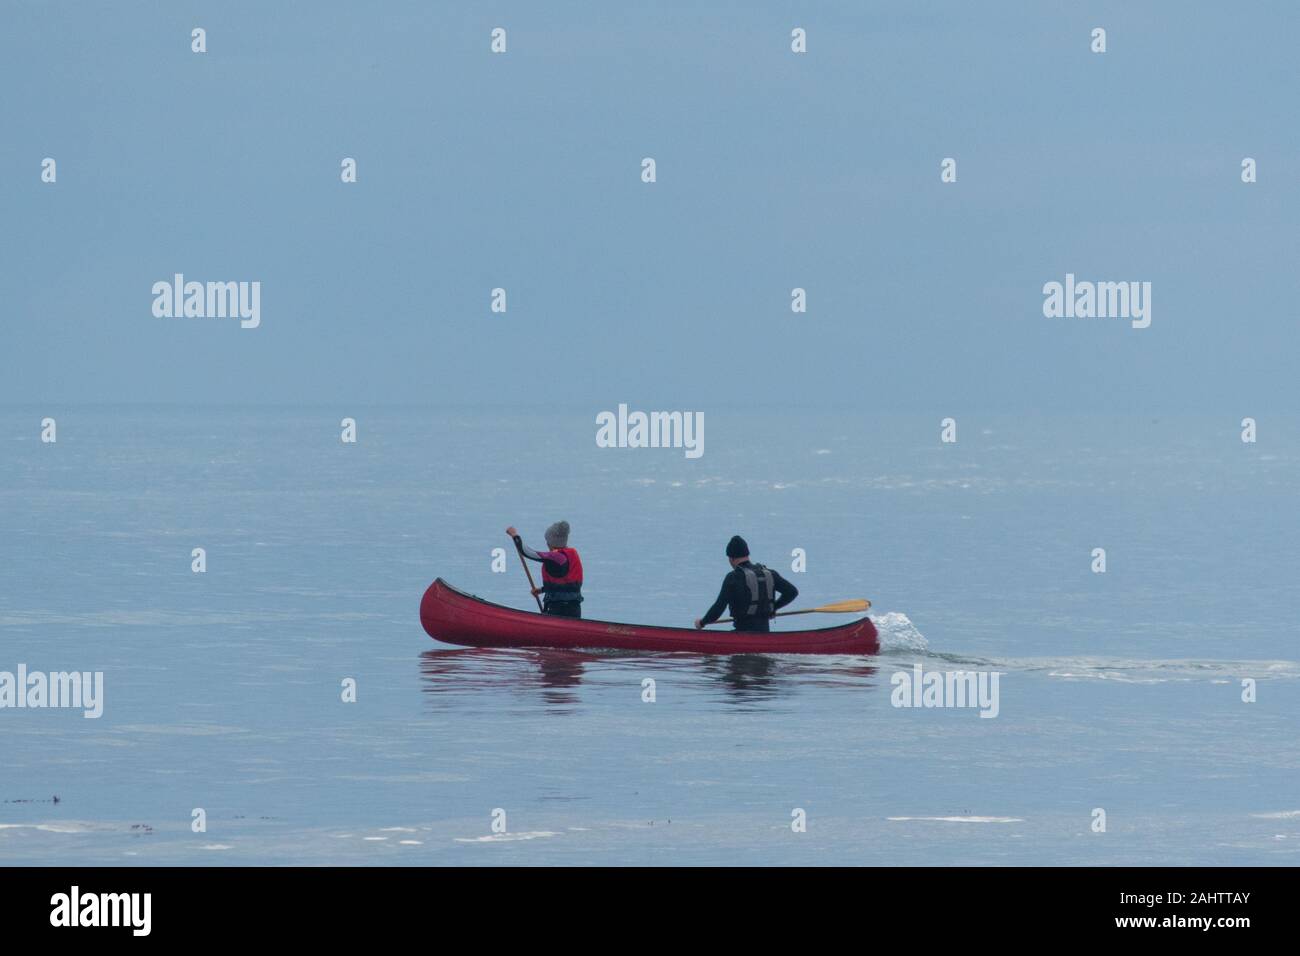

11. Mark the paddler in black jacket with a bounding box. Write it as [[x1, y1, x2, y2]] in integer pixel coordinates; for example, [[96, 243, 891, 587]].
[[694, 535, 798, 633]]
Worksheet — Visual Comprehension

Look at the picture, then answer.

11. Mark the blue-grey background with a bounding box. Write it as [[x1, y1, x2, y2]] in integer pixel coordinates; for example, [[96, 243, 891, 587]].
[[2, 3, 1298, 865], [2, 1, 1297, 410]]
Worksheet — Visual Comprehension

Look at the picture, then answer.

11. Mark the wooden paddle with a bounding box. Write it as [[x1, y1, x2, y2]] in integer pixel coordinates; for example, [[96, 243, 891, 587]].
[[714, 598, 870, 625], [512, 537, 544, 612]]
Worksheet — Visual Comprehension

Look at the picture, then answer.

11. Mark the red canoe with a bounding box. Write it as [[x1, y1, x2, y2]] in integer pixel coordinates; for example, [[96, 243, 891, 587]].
[[419, 579, 880, 655]]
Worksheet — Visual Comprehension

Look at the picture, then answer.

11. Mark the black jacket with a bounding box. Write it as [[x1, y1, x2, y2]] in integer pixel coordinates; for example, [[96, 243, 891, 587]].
[[700, 562, 798, 632]]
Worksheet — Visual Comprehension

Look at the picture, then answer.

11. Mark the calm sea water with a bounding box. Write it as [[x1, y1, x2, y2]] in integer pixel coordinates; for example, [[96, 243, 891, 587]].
[[2, 406, 1298, 865]]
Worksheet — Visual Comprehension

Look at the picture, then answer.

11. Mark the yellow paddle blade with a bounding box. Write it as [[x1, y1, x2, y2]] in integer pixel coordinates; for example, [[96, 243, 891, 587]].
[[811, 598, 871, 613]]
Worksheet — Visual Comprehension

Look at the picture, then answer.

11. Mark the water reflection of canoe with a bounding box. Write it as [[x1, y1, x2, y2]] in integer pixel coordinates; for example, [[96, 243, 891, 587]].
[[419, 579, 880, 655]]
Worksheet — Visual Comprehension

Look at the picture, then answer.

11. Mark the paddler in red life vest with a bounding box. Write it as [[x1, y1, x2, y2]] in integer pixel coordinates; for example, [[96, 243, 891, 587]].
[[506, 521, 584, 618], [694, 535, 798, 633]]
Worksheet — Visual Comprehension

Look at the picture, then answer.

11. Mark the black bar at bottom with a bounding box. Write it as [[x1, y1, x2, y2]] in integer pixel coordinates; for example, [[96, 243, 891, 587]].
[[0, 866, 1285, 941]]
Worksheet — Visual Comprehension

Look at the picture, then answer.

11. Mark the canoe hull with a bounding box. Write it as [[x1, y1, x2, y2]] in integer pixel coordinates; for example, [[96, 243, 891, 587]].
[[420, 578, 880, 655]]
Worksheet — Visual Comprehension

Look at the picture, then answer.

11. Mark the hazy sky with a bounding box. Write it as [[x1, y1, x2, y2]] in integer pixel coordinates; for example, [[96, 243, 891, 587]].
[[3, 1, 1297, 412]]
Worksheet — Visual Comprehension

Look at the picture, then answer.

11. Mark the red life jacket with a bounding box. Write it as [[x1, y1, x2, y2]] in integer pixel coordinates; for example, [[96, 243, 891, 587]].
[[541, 548, 583, 601]]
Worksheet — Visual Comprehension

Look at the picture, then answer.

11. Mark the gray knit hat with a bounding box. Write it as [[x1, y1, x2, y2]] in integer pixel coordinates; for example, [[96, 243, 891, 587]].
[[544, 520, 570, 549]]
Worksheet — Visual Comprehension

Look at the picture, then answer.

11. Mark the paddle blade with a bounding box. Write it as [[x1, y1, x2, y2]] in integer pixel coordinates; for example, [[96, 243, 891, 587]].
[[812, 598, 871, 613]]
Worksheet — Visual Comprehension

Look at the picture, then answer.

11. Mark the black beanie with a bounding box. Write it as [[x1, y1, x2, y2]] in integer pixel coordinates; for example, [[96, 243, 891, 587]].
[[726, 535, 749, 558]]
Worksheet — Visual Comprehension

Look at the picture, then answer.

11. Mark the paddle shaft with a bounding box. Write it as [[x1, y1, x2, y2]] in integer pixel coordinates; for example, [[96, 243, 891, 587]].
[[716, 607, 834, 625], [513, 539, 544, 611], [714, 599, 869, 625]]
